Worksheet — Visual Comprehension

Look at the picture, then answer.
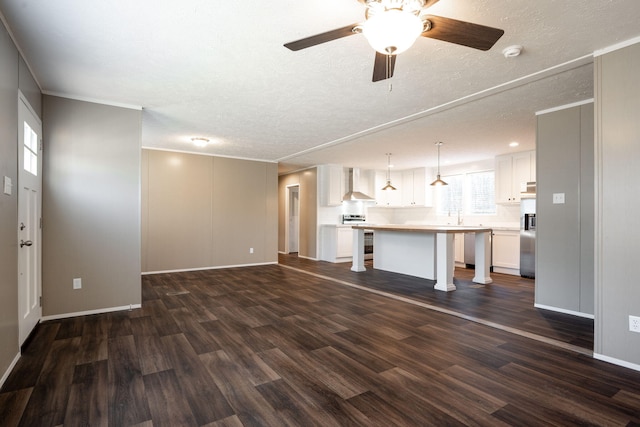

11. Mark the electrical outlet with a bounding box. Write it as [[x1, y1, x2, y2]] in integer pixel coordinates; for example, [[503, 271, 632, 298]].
[[73, 278, 82, 290], [249, 247, 254, 254], [630, 316, 640, 333]]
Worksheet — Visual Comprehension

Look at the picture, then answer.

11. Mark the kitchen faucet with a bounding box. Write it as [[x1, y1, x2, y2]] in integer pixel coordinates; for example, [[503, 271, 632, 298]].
[[457, 210, 463, 225]]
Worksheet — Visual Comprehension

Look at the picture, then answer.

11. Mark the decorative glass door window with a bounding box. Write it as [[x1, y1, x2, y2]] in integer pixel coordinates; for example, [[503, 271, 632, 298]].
[[23, 122, 38, 176]]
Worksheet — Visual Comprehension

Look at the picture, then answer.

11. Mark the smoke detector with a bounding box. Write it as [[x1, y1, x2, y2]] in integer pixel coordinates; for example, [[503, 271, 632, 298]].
[[502, 45, 523, 58]]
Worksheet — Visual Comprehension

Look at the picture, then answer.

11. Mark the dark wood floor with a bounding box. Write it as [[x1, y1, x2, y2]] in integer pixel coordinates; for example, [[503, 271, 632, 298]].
[[1, 258, 639, 426], [278, 254, 595, 352]]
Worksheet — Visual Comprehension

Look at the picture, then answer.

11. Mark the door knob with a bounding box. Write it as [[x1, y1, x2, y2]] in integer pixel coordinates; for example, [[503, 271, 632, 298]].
[[20, 240, 33, 248]]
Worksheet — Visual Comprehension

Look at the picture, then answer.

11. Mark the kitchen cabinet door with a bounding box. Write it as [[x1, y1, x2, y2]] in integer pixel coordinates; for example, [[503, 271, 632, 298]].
[[319, 164, 344, 206], [495, 151, 534, 204], [492, 230, 520, 270], [401, 168, 428, 206], [336, 227, 353, 258]]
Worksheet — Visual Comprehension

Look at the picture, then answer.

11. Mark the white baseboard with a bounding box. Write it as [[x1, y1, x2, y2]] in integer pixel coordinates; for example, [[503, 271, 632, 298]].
[[0, 352, 21, 389], [297, 255, 318, 261], [142, 261, 277, 275], [41, 304, 142, 321], [594, 353, 640, 372], [534, 303, 595, 319], [491, 266, 520, 276]]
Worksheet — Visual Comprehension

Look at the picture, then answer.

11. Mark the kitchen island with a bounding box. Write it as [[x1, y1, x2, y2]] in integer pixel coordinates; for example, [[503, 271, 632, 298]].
[[351, 225, 493, 292]]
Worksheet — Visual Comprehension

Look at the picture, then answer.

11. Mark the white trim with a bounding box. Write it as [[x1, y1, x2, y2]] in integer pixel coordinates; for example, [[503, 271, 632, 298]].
[[536, 98, 594, 116], [42, 91, 143, 110], [142, 261, 278, 275], [534, 303, 595, 319], [297, 254, 318, 261], [41, 304, 142, 321], [0, 352, 21, 389], [278, 165, 318, 177], [141, 146, 277, 164], [594, 35, 640, 57], [594, 353, 640, 372]]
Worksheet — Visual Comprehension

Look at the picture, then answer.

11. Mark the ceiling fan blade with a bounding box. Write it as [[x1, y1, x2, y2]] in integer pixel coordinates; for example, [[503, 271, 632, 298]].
[[284, 24, 359, 51], [421, 15, 504, 51], [372, 52, 397, 82]]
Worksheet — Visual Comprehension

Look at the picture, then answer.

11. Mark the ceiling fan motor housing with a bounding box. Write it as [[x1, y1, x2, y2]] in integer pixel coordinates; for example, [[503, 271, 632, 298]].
[[361, 0, 426, 19]]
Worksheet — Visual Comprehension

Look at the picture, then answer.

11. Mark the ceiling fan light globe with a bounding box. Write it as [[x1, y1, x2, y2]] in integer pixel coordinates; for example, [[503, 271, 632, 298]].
[[362, 9, 423, 55]]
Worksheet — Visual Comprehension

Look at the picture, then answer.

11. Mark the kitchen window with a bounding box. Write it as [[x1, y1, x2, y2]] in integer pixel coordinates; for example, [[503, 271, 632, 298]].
[[436, 170, 496, 216]]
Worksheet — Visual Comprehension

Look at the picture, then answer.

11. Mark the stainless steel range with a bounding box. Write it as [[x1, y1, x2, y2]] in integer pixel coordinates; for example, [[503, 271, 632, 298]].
[[342, 214, 373, 260]]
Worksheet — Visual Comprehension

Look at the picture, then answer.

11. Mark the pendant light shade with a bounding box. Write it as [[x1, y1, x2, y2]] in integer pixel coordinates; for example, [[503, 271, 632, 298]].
[[382, 153, 397, 191], [430, 142, 448, 186]]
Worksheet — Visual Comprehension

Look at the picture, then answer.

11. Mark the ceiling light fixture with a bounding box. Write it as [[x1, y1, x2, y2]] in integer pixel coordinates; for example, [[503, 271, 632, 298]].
[[509, 141, 519, 147], [191, 137, 209, 147], [381, 153, 397, 191], [430, 141, 448, 186], [361, 7, 425, 55]]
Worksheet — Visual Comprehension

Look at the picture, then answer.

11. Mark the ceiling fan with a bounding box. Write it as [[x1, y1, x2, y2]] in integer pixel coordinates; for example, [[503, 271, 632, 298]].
[[284, 0, 504, 82]]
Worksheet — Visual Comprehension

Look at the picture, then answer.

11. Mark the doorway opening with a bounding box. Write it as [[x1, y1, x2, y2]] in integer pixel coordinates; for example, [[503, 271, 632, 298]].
[[286, 185, 300, 255]]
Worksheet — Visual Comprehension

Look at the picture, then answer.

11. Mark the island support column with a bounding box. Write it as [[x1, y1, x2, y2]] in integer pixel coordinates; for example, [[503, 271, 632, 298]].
[[434, 232, 456, 291], [473, 231, 493, 284], [351, 228, 366, 272]]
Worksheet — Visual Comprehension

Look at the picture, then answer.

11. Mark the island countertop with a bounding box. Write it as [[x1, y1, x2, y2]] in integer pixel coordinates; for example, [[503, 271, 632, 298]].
[[351, 224, 492, 233]]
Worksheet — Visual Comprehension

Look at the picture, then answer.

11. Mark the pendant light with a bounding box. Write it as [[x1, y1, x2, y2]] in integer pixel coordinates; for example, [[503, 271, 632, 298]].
[[430, 142, 448, 186], [381, 153, 397, 191]]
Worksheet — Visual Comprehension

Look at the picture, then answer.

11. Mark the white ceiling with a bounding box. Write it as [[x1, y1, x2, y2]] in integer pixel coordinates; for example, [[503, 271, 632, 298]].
[[1, 0, 639, 174]]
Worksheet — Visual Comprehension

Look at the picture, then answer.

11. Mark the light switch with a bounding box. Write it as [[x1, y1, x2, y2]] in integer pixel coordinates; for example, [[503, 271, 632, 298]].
[[3, 176, 12, 195], [553, 193, 565, 204]]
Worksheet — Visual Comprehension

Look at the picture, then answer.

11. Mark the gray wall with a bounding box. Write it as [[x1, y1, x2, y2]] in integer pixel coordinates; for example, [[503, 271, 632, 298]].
[[141, 150, 278, 272], [42, 95, 142, 315], [278, 169, 318, 259], [536, 102, 594, 315], [0, 15, 21, 382], [594, 42, 640, 366]]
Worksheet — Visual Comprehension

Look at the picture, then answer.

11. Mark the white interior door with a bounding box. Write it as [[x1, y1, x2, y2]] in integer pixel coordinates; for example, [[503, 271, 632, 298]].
[[18, 93, 42, 346]]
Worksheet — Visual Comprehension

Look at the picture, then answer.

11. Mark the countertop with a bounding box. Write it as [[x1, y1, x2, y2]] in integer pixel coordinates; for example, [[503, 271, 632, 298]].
[[351, 224, 493, 233]]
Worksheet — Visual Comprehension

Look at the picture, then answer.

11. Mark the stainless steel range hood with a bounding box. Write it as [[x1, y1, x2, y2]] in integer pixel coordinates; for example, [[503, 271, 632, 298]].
[[343, 168, 374, 201]]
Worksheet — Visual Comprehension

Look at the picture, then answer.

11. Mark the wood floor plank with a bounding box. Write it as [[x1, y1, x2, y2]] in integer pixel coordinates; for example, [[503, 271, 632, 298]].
[[256, 347, 371, 426], [107, 335, 152, 426], [143, 369, 199, 427], [64, 360, 109, 427], [18, 336, 81, 426], [0, 388, 32, 427], [199, 350, 286, 427], [0, 322, 60, 391], [159, 333, 235, 425], [129, 316, 172, 375], [378, 366, 511, 427]]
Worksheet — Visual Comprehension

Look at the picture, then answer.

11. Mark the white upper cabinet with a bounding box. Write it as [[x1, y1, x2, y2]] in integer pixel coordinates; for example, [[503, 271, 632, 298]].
[[495, 151, 535, 204], [318, 164, 344, 206], [401, 168, 433, 207]]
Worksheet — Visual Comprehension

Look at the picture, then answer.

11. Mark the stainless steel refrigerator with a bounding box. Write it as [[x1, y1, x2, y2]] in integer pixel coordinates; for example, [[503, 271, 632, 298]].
[[520, 196, 536, 278]]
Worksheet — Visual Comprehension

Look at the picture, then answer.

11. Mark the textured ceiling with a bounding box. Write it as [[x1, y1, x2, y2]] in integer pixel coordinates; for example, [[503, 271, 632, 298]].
[[1, 0, 639, 173]]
